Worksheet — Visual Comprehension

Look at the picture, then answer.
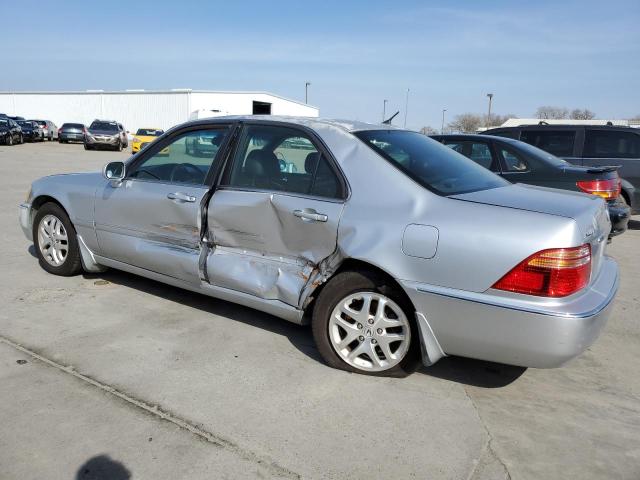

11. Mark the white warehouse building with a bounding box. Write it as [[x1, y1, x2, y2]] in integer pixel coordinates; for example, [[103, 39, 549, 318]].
[[0, 89, 319, 132]]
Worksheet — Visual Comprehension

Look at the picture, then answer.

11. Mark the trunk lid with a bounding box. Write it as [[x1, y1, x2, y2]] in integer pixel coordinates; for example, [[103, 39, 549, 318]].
[[452, 184, 611, 278]]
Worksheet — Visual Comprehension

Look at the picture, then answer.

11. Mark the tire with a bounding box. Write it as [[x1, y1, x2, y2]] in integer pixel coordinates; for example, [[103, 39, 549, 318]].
[[116, 140, 122, 152], [32, 203, 83, 276], [6, 134, 13, 146], [311, 270, 421, 377], [84, 143, 91, 150]]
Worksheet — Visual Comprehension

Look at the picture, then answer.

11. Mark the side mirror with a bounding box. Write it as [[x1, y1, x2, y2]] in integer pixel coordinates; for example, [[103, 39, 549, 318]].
[[103, 161, 125, 182]]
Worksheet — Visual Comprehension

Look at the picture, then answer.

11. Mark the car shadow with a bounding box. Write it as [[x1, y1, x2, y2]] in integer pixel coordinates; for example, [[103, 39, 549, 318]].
[[418, 356, 527, 388], [78, 266, 524, 388], [76, 454, 130, 479], [628, 218, 640, 230]]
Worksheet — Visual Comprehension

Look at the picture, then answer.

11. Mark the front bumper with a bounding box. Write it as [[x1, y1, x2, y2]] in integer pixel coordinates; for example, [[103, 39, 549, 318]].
[[85, 135, 119, 146], [19, 203, 32, 240], [401, 256, 619, 368]]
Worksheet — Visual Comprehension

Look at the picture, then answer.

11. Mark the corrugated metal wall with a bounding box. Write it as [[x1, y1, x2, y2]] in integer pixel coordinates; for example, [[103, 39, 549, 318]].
[[0, 92, 189, 133], [0, 91, 319, 133]]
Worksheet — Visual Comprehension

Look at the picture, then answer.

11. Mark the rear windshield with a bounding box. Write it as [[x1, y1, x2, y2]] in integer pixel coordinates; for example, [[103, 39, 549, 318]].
[[355, 130, 508, 196], [90, 121, 118, 131], [17, 121, 34, 127], [0, 119, 9, 126], [503, 139, 570, 167], [32, 120, 46, 126], [62, 123, 84, 129], [136, 128, 163, 136]]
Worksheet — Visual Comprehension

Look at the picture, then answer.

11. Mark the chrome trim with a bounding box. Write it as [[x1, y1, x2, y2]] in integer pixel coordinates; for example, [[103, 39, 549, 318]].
[[415, 275, 619, 319]]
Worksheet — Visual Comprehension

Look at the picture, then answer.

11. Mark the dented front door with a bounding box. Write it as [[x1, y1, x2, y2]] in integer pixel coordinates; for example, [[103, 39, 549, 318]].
[[206, 189, 343, 307]]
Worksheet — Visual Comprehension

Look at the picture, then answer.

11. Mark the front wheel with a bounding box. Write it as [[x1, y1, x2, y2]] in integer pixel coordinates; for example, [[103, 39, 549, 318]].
[[311, 270, 420, 377], [6, 134, 13, 146], [32, 203, 83, 276]]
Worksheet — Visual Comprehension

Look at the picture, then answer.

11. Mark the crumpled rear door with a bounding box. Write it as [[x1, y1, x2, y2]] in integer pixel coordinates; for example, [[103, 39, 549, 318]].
[[206, 189, 343, 307]]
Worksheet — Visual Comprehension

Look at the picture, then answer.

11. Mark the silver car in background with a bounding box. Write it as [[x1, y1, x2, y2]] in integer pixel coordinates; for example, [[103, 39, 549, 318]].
[[18, 117, 618, 376]]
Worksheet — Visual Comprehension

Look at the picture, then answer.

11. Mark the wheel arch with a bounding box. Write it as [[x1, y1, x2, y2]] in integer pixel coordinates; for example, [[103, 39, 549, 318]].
[[303, 257, 417, 318]]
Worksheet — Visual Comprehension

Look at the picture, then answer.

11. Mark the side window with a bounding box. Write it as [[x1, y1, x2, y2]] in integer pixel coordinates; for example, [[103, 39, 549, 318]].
[[584, 130, 640, 158], [129, 128, 228, 185], [520, 130, 576, 157], [498, 146, 530, 172], [443, 140, 497, 171], [226, 125, 341, 198]]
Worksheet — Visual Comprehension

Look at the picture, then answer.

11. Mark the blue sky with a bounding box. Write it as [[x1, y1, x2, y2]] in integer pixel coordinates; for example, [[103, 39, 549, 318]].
[[3, 0, 639, 129]]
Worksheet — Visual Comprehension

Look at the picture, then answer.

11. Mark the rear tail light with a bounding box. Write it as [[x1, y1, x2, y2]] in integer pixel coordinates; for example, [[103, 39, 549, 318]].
[[576, 177, 621, 200], [492, 244, 591, 297]]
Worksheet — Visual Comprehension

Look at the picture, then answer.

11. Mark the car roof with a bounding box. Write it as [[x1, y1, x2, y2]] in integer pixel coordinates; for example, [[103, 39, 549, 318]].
[[180, 115, 403, 134], [432, 133, 525, 146]]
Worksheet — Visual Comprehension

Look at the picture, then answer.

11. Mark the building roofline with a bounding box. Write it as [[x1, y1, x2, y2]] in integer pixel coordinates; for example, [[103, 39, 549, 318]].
[[0, 89, 318, 110]]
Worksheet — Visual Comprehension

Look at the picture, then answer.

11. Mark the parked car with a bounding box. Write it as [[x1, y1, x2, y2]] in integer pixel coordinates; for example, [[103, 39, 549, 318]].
[[483, 124, 640, 214], [19, 117, 618, 376], [118, 123, 129, 149], [8, 115, 25, 121], [84, 120, 127, 151], [185, 129, 223, 157], [431, 134, 630, 237], [31, 120, 58, 141], [0, 118, 23, 145], [131, 127, 164, 153], [58, 123, 86, 143], [16, 120, 44, 142]]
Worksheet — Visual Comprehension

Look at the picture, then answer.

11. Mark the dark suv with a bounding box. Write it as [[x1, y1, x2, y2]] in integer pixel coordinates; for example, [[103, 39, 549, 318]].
[[483, 125, 640, 214]]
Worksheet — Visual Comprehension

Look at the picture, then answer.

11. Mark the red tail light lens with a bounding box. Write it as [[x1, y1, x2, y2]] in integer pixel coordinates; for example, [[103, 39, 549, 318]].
[[492, 244, 591, 297], [576, 177, 621, 200]]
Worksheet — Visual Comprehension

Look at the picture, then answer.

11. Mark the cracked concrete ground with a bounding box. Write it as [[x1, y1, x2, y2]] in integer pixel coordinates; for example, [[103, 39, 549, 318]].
[[1, 142, 639, 479]]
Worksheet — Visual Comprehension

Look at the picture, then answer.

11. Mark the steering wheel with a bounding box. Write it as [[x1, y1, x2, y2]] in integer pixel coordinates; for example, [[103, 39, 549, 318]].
[[170, 163, 203, 183]]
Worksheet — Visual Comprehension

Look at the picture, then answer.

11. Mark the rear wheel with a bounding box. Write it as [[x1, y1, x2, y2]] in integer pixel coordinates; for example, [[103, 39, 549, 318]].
[[7, 134, 13, 146], [84, 143, 91, 150], [32, 203, 82, 276], [311, 270, 420, 377]]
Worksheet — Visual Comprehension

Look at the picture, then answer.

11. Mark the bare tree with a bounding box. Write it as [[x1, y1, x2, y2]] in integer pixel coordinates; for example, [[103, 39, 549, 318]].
[[535, 106, 569, 119], [570, 109, 596, 120], [488, 113, 517, 127], [419, 126, 438, 135], [447, 113, 483, 133]]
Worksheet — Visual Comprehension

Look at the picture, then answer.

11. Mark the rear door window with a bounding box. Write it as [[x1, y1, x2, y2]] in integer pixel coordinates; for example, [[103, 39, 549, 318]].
[[442, 140, 498, 172], [497, 145, 530, 172], [584, 130, 640, 158], [520, 130, 576, 157]]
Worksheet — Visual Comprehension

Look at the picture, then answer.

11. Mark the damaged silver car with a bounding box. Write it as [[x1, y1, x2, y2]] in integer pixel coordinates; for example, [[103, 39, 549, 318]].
[[19, 117, 619, 376]]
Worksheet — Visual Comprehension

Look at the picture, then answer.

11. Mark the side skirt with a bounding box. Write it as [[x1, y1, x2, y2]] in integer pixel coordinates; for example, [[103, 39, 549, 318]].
[[93, 254, 306, 325]]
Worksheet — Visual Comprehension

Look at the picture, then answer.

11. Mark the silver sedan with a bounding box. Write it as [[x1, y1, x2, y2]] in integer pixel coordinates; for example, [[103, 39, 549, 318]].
[[19, 117, 619, 376]]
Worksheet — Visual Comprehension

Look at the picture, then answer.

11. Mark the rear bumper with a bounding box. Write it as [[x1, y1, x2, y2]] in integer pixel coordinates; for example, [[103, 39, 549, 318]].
[[400, 256, 619, 368], [607, 200, 630, 237], [60, 132, 84, 142]]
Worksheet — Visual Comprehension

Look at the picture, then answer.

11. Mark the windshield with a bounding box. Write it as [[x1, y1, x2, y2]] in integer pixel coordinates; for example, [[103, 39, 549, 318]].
[[90, 121, 118, 132], [136, 128, 163, 136], [504, 139, 570, 167], [355, 130, 508, 196], [32, 120, 46, 126], [0, 119, 8, 127], [17, 121, 33, 127]]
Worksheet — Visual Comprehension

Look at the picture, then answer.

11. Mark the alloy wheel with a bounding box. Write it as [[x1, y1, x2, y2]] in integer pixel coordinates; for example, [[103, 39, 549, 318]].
[[328, 292, 411, 372], [38, 214, 69, 266]]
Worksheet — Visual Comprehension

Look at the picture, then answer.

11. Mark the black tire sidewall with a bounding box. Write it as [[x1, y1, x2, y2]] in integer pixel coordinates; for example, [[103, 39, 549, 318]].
[[311, 270, 421, 377], [32, 203, 83, 276]]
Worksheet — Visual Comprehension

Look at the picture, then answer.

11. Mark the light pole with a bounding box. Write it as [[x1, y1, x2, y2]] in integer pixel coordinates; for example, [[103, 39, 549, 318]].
[[486, 93, 493, 127], [382, 99, 388, 122], [441, 109, 447, 134], [403, 88, 410, 127], [305, 82, 311, 104]]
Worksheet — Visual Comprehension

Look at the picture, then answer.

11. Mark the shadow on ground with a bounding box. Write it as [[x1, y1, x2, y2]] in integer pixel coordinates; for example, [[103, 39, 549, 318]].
[[628, 219, 640, 230], [76, 455, 130, 480], [77, 265, 525, 388]]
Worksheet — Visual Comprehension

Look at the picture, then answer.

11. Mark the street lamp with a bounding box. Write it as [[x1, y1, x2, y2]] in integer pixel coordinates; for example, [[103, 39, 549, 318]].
[[382, 99, 388, 122], [441, 109, 447, 134], [486, 93, 494, 127], [305, 82, 311, 104]]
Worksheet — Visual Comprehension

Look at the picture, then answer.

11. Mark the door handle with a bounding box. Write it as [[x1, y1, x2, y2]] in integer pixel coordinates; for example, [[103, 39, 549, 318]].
[[167, 192, 196, 203], [293, 209, 328, 222]]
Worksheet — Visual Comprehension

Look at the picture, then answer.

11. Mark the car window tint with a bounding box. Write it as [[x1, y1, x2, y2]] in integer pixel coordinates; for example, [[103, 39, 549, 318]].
[[227, 125, 340, 198], [584, 130, 640, 158], [129, 128, 228, 185], [520, 130, 575, 156], [498, 146, 530, 172], [491, 130, 520, 139], [356, 130, 508, 196], [442, 140, 497, 172]]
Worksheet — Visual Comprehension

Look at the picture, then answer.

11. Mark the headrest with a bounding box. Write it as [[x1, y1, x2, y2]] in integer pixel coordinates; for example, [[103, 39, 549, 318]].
[[244, 149, 280, 177], [305, 152, 321, 174]]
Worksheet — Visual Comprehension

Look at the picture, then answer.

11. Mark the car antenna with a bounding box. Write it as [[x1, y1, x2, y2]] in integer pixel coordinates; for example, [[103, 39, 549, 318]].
[[538, 120, 549, 125], [382, 111, 400, 125]]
